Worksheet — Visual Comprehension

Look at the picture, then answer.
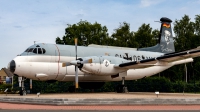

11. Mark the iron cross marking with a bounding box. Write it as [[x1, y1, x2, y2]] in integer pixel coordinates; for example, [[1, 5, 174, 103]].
[[105, 60, 109, 67]]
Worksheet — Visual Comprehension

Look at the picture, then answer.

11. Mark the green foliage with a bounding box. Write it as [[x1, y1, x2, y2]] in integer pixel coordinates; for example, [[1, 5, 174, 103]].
[[174, 15, 195, 52], [31, 80, 73, 93], [127, 77, 172, 92], [194, 15, 200, 36], [0, 84, 12, 93], [100, 82, 115, 92], [134, 24, 158, 48], [27, 77, 200, 93], [165, 14, 200, 83], [111, 22, 137, 47], [56, 20, 109, 46]]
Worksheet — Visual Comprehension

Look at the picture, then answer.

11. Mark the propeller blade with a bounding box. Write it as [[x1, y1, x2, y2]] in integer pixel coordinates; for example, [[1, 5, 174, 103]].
[[70, 60, 80, 65], [75, 38, 79, 89], [75, 38, 77, 60], [75, 66, 78, 88], [81, 58, 92, 64], [62, 62, 71, 67]]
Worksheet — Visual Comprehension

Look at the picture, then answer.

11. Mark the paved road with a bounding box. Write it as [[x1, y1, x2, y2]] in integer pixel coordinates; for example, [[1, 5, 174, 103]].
[[0, 110, 200, 112], [1, 92, 200, 111], [1, 92, 200, 105], [0, 102, 200, 111]]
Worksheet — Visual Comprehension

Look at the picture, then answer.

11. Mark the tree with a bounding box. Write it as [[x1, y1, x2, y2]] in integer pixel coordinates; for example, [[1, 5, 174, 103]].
[[192, 15, 200, 82], [152, 29, 160, 44], [173, 15, 195, 52], [56, 20, 109, 46], [111, 22, 137, 47], [194, 15, 200, 36], [134, 23, 158, 48], [172, 15, 200, 83]]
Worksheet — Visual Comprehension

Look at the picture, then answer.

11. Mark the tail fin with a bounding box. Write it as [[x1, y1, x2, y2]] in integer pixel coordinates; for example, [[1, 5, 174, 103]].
[[138, 17, 175, 54]]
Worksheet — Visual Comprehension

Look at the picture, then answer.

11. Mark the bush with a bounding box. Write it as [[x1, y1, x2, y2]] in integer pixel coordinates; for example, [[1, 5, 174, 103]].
[[127, 77, 173, 92], [13, 76, 200, 93], [0, 84, 12, 93]]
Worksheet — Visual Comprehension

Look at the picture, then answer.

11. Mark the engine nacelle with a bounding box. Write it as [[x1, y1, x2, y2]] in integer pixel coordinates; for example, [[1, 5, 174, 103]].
[[80, 56, 128, 75]]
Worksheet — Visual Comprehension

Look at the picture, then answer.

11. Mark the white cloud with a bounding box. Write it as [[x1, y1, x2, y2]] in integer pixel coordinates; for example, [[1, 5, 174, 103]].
[[74, 9, 86, 18], [140, 0, 163, 7], [198, 0, 200, 4]]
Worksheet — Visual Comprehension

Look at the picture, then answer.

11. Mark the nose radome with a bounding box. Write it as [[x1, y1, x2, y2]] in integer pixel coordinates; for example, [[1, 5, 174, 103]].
[[9, 60, 16, 73]]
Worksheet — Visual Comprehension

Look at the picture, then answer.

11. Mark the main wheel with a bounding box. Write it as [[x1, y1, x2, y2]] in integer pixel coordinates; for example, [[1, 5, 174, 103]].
[[116, 85, 125, 93]]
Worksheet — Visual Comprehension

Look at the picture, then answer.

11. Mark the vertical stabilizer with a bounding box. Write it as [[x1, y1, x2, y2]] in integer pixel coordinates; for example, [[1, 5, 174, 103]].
[[138, 17, 175, 54]]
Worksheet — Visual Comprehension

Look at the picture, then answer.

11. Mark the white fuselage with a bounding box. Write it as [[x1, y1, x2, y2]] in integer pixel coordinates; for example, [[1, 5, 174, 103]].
[[10, 43, 193, 82]]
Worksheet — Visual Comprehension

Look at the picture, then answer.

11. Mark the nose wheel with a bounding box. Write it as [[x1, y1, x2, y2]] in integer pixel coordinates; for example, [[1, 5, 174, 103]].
[[19, 77, 26, 96]]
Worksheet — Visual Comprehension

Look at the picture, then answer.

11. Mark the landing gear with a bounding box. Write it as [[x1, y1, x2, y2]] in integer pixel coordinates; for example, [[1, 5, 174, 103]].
[[19, 77, 26, 96], [116, 77, 128, 93], [116, 85, 125, 93]]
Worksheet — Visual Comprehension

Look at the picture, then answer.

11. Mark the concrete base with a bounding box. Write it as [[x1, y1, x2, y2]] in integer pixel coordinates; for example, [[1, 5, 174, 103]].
[[0, 92, 200, 105]]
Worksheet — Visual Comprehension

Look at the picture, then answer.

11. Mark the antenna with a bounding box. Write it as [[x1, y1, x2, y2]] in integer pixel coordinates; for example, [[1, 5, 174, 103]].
[[34, 40, 39, 45], [154, 21, 161, 23]]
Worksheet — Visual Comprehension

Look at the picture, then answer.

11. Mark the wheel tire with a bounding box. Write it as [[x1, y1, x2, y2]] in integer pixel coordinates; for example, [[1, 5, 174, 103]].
[[116, 85, 125, 93]]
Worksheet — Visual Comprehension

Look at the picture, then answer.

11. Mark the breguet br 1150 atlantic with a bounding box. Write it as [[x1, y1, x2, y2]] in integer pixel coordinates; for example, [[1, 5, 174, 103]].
[[7, 17, 200, 94]]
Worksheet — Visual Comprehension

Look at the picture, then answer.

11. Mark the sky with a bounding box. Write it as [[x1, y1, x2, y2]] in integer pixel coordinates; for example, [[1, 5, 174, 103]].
[[0, 0, 200, 68]]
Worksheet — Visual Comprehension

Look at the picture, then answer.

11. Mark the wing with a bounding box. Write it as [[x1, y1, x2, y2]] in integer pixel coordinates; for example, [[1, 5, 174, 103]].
[[114, 48, 200, 69]]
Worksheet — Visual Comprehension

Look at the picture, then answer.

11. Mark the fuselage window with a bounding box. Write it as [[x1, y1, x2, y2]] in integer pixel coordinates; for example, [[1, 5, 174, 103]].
[[25, 48, 29, 52], [33, 48, 37, 54], [38, 48, 42, 54], [28, 48, 34, 52], [42, 48, 46, 54]]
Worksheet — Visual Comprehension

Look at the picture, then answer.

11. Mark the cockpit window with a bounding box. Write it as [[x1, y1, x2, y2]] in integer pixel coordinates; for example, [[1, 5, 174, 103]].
[[28, 48, 34, 52], [25, 48, 29, 52], [33, 48, 37, 53], [31, 47, 46, 54], [24, 46, 46, 55], [42, 48, 46, 54], [38, 48, 42, 54]]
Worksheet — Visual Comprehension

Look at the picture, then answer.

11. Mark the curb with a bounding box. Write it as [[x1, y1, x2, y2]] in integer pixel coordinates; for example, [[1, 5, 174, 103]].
[[1, 97, 200, 105]]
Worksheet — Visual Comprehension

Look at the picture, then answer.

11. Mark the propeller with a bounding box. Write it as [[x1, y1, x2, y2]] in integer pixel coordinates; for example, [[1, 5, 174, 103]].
[[62, 38, 92, 89]]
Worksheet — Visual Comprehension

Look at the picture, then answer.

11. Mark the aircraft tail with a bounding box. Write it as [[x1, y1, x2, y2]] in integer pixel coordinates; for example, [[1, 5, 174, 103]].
[[138, 17, 175, 54]]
